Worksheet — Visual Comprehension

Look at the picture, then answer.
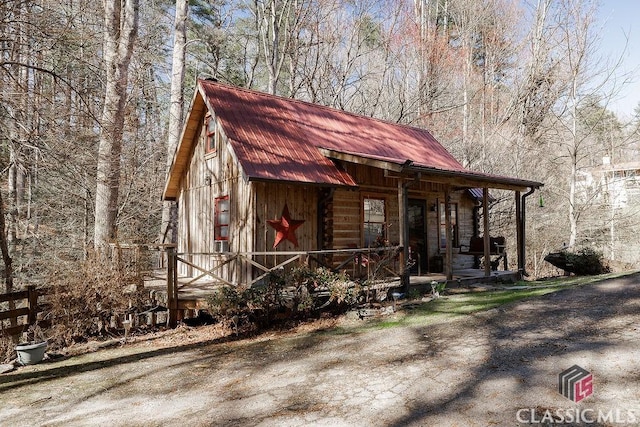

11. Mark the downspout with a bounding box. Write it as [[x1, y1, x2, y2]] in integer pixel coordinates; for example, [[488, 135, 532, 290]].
[[520, 187, 537, 277]]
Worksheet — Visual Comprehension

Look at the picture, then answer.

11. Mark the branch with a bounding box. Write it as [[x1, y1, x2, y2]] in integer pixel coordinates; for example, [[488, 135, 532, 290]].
[[0, 61, 101, 126]]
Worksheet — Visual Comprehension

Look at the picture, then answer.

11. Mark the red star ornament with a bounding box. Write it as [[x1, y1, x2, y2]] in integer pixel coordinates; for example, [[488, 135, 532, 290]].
[[267, 204, 305, 248]]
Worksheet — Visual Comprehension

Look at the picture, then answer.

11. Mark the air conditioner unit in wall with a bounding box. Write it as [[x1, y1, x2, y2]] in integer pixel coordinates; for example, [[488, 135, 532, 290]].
[[215, 240, 229, 253]]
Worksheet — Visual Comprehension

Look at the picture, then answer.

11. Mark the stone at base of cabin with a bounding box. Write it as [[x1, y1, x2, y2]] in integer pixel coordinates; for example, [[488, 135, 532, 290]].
[[0, 363, 15, 374], [155, 311, 168, 325], [347, 304, 396, 320]]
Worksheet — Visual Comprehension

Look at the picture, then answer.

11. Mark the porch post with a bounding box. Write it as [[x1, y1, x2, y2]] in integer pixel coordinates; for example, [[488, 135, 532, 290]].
[[483, 188, 491, 277], [515, 191, 523, 275], [167, 246, 179, 328], [444, 186, 453, 281]]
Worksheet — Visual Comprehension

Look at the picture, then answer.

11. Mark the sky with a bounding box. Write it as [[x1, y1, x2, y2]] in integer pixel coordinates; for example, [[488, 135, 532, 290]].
[[598, 1, 640, 119]]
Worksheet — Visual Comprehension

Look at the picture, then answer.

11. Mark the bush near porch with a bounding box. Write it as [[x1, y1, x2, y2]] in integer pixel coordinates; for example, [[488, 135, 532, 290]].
[[205, 265, 394, 331]]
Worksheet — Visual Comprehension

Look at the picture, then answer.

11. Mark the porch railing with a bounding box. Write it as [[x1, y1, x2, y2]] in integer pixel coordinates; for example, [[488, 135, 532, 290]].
[[173, 246, 402, 285], [164, 246, 404, 326]]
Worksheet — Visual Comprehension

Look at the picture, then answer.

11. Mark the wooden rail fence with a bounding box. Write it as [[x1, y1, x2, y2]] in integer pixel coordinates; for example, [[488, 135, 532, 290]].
[[0, 286, 44, 338]]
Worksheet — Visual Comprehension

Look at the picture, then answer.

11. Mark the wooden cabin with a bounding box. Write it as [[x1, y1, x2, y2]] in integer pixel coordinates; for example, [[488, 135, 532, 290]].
[[162, 79, 543, 288]]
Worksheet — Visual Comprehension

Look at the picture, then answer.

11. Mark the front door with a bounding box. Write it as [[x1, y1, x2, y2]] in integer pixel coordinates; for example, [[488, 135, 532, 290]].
[[408, 199, 427, 275]]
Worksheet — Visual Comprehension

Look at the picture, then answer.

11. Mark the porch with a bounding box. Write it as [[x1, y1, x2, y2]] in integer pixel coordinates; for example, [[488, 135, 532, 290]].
[[133, 245, 519, 326]]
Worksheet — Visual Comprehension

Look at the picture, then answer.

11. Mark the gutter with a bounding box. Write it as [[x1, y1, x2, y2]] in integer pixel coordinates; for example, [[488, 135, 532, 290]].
[[401, 164, 543, 191]]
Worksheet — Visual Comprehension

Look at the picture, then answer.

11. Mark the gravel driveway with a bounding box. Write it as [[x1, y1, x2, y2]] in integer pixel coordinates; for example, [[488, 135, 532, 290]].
[[1, 274, 639, 426]]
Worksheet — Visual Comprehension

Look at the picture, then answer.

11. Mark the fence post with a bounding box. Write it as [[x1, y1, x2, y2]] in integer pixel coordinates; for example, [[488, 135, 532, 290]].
[[167, 247, 178, 328], [27, 285, 38, 325]]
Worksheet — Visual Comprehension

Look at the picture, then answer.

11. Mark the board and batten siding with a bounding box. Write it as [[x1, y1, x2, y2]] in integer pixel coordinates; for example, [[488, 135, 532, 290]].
[[177, 112, 254, 285], [254, 182, 318, 254]]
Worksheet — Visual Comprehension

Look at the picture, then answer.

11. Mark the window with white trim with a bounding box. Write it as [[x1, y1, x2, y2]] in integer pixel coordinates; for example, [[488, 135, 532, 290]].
[[205, 114, 217, 155], [439, 201, 459, 248], [363, 197, 386, 247]]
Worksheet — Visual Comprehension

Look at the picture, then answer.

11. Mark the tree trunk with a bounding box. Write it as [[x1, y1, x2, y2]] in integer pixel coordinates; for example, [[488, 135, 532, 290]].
[[94, 0, 139, 252], [160, 0, 188, 245], [256, 0, 297, 96], [568, 78, 578, 248]]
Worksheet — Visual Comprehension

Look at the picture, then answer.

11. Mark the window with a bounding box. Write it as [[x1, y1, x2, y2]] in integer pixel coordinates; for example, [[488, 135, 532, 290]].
[[363, 197, 385, 247], [439, 201, 458, 249], [215, 196, 229, 241], [205, 115, 217, 154]]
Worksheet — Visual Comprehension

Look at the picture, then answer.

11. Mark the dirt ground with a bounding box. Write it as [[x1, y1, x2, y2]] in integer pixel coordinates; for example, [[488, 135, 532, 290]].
[[1, 274, 639, 427]]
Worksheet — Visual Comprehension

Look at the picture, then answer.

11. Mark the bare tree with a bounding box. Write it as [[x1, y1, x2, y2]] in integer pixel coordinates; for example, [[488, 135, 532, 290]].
[[552, 0, 624, 248], [0, 0, 635, 284], [253, 0, 303, 95], [160, 0, 188, 245], [94, 0, 140, 251]]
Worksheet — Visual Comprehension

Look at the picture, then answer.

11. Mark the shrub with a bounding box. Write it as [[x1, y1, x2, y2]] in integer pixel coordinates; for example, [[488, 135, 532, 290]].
[[206, 265, 360, 329], [544, 247, 609, 276], [43, 253, 148, 348], [568, 247, 609, 275], [207, 286, 246, 317]]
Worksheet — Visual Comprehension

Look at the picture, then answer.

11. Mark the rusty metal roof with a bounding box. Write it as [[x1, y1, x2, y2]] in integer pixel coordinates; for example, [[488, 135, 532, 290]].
[[163, 80, 542, 200], [201, 80, 468, 183], [201, 80, 357, 187]]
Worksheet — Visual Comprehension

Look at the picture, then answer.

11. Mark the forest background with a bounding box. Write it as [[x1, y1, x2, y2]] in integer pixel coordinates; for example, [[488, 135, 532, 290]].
[[1, 0, 639, 295]]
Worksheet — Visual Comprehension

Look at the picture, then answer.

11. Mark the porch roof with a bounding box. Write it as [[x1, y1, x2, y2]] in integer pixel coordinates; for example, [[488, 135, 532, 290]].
[[163, 80, 542, 200]]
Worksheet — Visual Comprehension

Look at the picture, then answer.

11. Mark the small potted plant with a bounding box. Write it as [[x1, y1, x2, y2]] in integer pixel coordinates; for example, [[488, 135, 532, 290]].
[[15, 323, 47, 366]]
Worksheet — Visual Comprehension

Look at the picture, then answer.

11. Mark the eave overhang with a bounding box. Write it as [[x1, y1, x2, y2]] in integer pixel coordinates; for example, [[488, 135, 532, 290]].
[[320, 148, 543, 192], [162, 88, 206, 201]]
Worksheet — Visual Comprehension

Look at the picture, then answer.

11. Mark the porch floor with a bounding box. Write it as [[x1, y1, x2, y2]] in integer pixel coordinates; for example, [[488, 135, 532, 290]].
[[142, 268, 520, 311]]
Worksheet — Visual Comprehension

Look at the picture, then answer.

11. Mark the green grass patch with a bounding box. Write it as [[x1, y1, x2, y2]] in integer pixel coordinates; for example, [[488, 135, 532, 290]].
[[341, 271, 635, 332], [373, 288, 560, 329]]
